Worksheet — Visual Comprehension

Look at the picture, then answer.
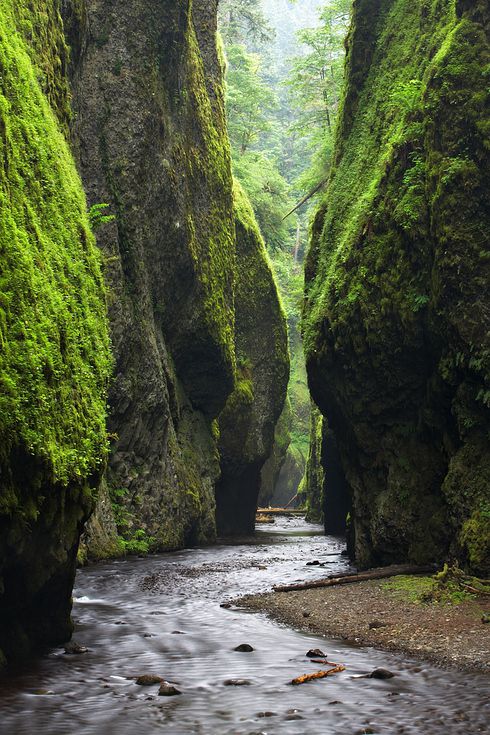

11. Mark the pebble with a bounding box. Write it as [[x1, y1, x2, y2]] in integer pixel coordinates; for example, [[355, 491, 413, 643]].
[[369, 620, 388, 629], [64, 642, 88, 654], [234, 643, 254, 652], [158, 682, 181, 696], [135, 675, 164, 686], [306, 648, 325, 658]]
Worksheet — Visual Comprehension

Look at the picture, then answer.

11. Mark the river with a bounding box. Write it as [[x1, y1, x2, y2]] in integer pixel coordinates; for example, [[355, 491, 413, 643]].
[[0, 517, 488, 734]]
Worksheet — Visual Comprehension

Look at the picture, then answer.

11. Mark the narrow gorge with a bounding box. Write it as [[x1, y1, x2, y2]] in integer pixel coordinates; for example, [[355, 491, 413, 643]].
[[0, 0, 488, 727]]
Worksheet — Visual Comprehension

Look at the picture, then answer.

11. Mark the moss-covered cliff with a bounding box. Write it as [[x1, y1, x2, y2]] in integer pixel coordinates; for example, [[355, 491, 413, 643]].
[[304, 0, 490, 574], [0, 0, 110, 664], [65, 0, 237, 553], [216, 182, 289, 535]]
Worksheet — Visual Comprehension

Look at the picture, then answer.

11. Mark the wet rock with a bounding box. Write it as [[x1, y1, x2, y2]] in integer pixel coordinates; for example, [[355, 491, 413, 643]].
[[306, 648, 325, 658], [172, 630, 185, 634], [234, 643, 254, 652], [224, 679, 251, 686], [158, 682, 181, 696], [135, 675, 164, 686], [64, 642, 88, 655], [285, 713, 303, 720], [369, 668, 395, 679], [369, 620, 388, 629], [356, 729, 376, 734], [306, 560, 321, 566], [220, 603, 232, 609], [32, 689, 55, 696], [257, 711, 276, 718]]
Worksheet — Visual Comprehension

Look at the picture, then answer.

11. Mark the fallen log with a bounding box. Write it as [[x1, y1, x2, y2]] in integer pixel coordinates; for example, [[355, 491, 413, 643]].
[[273, 564, 437, 593], [291, 665, 345, 685]]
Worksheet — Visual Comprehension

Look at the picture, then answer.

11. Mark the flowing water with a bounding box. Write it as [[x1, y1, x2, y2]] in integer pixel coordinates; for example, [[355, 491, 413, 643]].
[[0, 517, 488, 734]]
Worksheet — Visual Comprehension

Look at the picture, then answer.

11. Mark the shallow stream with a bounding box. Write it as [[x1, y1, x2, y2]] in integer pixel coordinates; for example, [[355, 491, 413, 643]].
[[0, 518, 488, 734]]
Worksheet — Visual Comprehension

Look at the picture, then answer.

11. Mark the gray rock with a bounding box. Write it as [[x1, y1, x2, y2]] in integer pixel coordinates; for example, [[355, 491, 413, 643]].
[[135, 675, 164, 686], [158, 682, 181, 696]]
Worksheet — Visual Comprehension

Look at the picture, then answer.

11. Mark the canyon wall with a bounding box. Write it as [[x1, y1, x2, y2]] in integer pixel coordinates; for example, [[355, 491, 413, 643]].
[[0, 0, 111, 663], [303, 0, 490, 574]]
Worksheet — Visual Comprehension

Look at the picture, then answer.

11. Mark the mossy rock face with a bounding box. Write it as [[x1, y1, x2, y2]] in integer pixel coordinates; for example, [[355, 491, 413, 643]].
[[259, 399, 292, 507], [0, 1, 110, 664], [216, 182, 289, 535], [303, 0, 490, 574], [300, 405, 324, 523], [66, 0, 237, 552]]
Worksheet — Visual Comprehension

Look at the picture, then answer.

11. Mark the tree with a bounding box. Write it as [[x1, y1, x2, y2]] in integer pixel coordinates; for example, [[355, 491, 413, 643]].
[[286, 0, 351, 192], [225, 44, 276, 155], [218, 0, 273, 47]]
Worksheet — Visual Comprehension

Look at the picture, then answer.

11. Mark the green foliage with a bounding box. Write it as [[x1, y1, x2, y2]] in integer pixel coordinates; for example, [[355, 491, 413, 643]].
[[0, 1, 111, 488], [218, 0, 273, 47], [286, 0, 351, 195], [109, 486, 156, 555], [383, 566, 490, 605], [87, 203, 116, 231]]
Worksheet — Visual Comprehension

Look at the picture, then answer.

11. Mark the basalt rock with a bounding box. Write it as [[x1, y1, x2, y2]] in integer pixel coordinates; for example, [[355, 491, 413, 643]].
[[65, 0, 236, 553], [259, 400, 292, 508], [303, 0, 490, 574], [216, 183, 289, 535], [0, 0, 111, 665]]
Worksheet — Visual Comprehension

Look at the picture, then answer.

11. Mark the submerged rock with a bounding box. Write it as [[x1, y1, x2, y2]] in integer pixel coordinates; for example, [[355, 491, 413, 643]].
[[224, 679, 252, 686], [64, 642, 88, 655], [158, 682, 181, 697], [369, 669, 395, 680], [135, 675, 164, 686]]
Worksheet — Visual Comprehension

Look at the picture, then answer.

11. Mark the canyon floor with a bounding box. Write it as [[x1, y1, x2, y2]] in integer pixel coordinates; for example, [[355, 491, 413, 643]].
[[239, 575, 490, 674]]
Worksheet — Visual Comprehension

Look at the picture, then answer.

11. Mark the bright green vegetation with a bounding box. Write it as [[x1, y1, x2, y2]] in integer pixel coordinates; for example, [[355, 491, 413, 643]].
[[383, 566, 490, 605], [109, 487, 157, 555], [0, 0, 111, 494], [0, 0, 111, 667], [303, 0, 490, 572]]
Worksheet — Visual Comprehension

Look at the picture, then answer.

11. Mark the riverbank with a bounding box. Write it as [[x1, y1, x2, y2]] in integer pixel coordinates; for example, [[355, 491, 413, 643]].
[[239, 574, 490, 674]]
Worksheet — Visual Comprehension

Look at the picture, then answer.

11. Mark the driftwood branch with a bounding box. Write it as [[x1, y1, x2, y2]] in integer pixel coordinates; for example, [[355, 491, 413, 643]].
[[273, 564, 437, 593], [291, 665, 345, 685]]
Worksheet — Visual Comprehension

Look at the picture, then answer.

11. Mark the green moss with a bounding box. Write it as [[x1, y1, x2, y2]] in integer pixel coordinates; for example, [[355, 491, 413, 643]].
[[303, 0, 489, 573], [216, 180, 289, 532], [460, 505, 490, 575], [178, 18, 236, 403], [0, 1, 111, 492], [382, 575, 436, 603]]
